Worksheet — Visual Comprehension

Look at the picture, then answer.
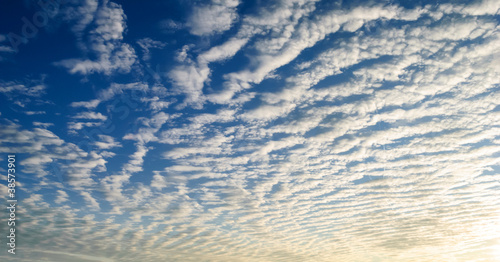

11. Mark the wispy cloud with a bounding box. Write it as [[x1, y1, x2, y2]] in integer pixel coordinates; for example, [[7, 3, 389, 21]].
[[73, 112, 107, 120]]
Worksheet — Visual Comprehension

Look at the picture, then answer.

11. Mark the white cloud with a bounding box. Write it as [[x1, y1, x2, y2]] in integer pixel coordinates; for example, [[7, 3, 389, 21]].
[[168, 37, 249, 107], [167, 62, 210, 108], [159, 19, 184, 32], [199, 37, 249, 64], [25, 111, 46, 115], [204, 3, 419, 105], [150, 173, 168, 190], [0, 82, 46, 97], [0, 123, 107, 191], [240, 102, 296, 122], [70, 99, 100, 109], [0, 34, 14, 60], [0, 46, 15, 53], [99, 82, 148, 101], [73, 112, 107, 121], [93, 134, 121, 149], [137, 38, 166, 61], [141, 96, 172, 112], [33, 122, 54, 128], [55, 190, 69, 204], [123, 112, 170, 143], [80, 191, 100, 210], [169, 0, 320, 106], [186, 0, 240, 36], [100, 144, 149, 203], [439, 0, 500, 16], [57, 44, 136, 75], [68, 121, 101, 131], [69, 82, 148, 110], [64, 0, 99, 38], [57, 0, 137, 75]]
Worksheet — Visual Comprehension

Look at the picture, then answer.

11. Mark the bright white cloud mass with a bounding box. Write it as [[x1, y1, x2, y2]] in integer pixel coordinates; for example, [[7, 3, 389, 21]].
[[1, 0, 500, 261]]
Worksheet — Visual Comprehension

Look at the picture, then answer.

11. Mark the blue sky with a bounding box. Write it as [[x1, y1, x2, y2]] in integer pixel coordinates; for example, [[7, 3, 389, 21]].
[[1, 0, 500, 261]]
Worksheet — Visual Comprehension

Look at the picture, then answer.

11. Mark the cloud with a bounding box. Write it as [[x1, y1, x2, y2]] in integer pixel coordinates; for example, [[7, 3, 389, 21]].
[[80, 191, 100, 210], [169, 0, 320, 106], [70, 99, 100, 109], [0, 123, 107, 190], [56, 43, 136, 75], [63, 0, 99, 38], [25, 111, 46, 115], [55, 190, 69, 204], [0, 82, 46, 97], [0, 46, 15, 53], [56, 0, 137, 75], [73, 112, 107, 121], [240, 102, 296, 122], [68, 121, 101, 131], [0, 34, 14, 61], [186, 0, 240, 36], [150, 173, 168, 190], [98, 110, 170, 204], [215, 4, 416, 104], [167, 61, 210, 108], [137, 38, 166, 62], [93, 134, 121, 149], [0, 78, 48, 110], [123, 112, 170, 143], [70, 82, 148, 110], [100, 144, 149, 203], [141, 96, 172, 112], [33, 122, 54, 128], [159, 19, 184, 32], [168, 37, 249, 107]]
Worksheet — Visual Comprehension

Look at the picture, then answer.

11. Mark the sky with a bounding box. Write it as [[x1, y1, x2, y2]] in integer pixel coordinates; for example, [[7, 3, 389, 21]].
[[0, 0, 500, 261]]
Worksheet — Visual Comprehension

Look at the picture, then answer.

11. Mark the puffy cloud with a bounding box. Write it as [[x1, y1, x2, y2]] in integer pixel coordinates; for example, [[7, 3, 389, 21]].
[[67, 121, 101, 131], [100, 144, 149, 203], [168, 37, 250, 107], [57, 43, 136, 75], [186, 0, 240, 36], [55, 190, 69, 204], [169, 0, 320, 106], [212, 4, 415, 104], [167, 61, 210, 108], [56, 0, 137, 75], [93, 134, 121, 149], [123, 112, 170, 143], [80, 191, 100, 210], [0, 122, 108, 190]]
